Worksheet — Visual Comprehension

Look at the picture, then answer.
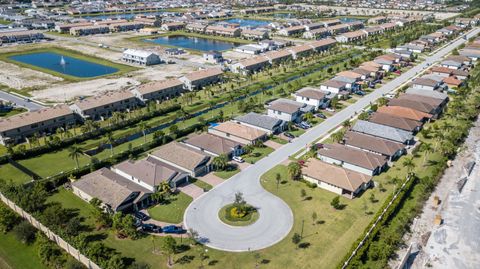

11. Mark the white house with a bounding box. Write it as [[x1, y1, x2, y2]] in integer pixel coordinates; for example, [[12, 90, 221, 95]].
[[294, 87, 332, 109], [122, 49, 162, 66]]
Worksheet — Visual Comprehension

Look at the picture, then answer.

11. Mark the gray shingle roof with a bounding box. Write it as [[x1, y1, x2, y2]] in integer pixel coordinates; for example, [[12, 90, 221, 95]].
[[234, 112, 284, 131], [351, 120, 413, 143]]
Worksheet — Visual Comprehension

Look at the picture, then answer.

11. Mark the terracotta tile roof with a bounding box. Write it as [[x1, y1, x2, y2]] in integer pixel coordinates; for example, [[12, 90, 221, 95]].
[[135, 78, 183, 95], [289, 44, 313, 54], [442, 76, 462, 86], [264, 49, 292, 60], [336, 70, 362, 79], [369, 112, 422, 132], [308, 38, 336, 49], [211, 121, 267, 141], [150, 141, 211, 171], [238, 56, 269, 67], [377, 106, 432, 121], [302, 158, 371, 192], [0, 105, 73, 132], [318, 143, 388, 171], [344, 131, 406, 156], [114, 158, 184, 187]]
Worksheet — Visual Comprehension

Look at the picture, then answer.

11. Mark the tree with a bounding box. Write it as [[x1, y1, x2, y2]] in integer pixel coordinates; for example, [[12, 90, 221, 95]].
[[104, 131, 115, 156], [112, 212, 138, 239], [330, 96, 339, 109], [12, 221, 36, 244], [89, 198, 112, 229], [303, 112, 314, 123], [243, 144, 254, 154], [275, 173, 281, 191], [330, 196, 341, 210], [287, 162, 302, 181], [331, 130, 345, 143], [358, 112, 369, 120], [402, 157, 416, 175], [160, 236, 177, 267], [212, 154, 228, 171], [0, 204, 20, 233], [292, 233, 301, 246], [311, 212, 318, 225], [169, 124, 179, 139], [342, 120, 351, 129], [300, 189, 307, 200], [377, 97, 388, 107], [68, 145, 82, 169], [369, 193, 376, 203], [152, 182, 171, 204], [420, 142, 433, 166], [138, 121, 149, 144]]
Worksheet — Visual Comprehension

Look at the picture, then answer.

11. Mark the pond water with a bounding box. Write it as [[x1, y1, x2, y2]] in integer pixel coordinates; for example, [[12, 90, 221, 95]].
[[80, 11, 164, 20], [222, 18, 270, 28], [9, 52, 119, 78], [339, 17, 365, 23], [145, 35, 241, 51], [272, 13, 295, 19]]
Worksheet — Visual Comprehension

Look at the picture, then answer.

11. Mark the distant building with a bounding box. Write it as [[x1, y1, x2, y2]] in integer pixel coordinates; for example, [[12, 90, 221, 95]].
[[70, 90, 138, 120], [179, 68, 223, 91], [131, 79, 184, 102], [122, 49, 161, 66]]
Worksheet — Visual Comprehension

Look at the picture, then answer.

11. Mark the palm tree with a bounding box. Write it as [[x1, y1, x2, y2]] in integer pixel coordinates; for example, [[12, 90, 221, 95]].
[[287, 162, 302, 181], [138, 121, 149, 144], [212, 154, 228, 171], [68, 145, 82, 169], [303, 112, 314, 123], [420, 142, 433, 166], [342, 120, 351, 129], [331, 130, 345, 143], [104, 131, 115, 156], [402, 157, 415, 176]]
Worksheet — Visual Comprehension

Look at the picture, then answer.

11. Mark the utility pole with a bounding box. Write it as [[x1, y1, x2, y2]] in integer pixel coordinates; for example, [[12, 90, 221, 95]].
[[301, 219, 305, 238]]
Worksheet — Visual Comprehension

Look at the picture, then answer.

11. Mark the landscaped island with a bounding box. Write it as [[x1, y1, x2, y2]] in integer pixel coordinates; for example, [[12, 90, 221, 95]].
[[218, 193, 259, 226]]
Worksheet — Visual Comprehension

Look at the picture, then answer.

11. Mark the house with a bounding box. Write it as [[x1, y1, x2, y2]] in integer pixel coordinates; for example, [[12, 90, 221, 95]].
[[304, 22, 324, 31], [445, 55, 472, 66], [241, 29, 269, 40], [332, 75, 358, 90], [55, 22, 93, 33], [376, 106, 432, 122], [113, 157, 189, 190], [203, 51, 223, 63], [336, 71, 363, 82], [362, 26, 384, 36], [182, 133, 243, 158], [208, 121, 267, 145], [69, 25, 109, 36], [373, 57, 394, 72], [303, 28, 330, 39], [394, 49, 414, 59], [430, 66, 469, 80], [351, 120, 415, 144], [411, 77, 442, 91], [0, 30, 45, 43], [278, 25, 305, 36], [459, 49, 480, 61], [379, 22, 397, 31], [343, 131, 406, 161], [180, 68, 223, 91], [368, 16, 387, 24], [295, 87, 332, 109], [308, 38, 337, 52], [388, 96, 443, 117], [317, 143, 388, 176], [327, 23, 350, 34], [335, 30, 367, 43], [397, 44, 424, 53], [70, 90, 138, 120], [267, 99, 314, 122], [150, 142, 212, 177], [234, 112, 286, 134], [347, 21, 364, 30], [321, 19, 341, 28], [443, 76, 463, 89], [320, 79, 348, 94], [288, 44, 314, 59], [185, 23, 208, 33], [369, 112, 422, 133], [264, 49, 292, 64], [131, 79, 184, 102], [72, 168, 152, 213], [234, 44, 266, 55], [0, 105, 76, 145], [405, 88, 449, 101], [108, 22, 144, 32], [350, 68, 371, 80], [440, 59, 463, 70], [230, 56, 270, 75], [205, 25, 241, 37], [160, 22, 185, 31], [302, 158, 372, 199], [122, 49, 161, 66]]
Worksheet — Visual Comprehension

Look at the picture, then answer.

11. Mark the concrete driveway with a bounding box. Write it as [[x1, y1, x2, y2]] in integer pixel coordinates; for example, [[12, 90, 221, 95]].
[[184, 28, 480, 252]]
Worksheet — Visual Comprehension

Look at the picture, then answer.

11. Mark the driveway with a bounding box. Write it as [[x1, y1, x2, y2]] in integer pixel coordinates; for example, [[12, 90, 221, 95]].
[[264, 140, 283, 150], [184, 28, 480, 252], [178, 183, 205, 199], [198, 173, 224, 187]]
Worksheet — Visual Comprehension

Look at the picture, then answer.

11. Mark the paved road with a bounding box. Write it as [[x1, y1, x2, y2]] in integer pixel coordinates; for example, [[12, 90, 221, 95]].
[[0, 91, 44, 111], [184, 28, 480, 252]]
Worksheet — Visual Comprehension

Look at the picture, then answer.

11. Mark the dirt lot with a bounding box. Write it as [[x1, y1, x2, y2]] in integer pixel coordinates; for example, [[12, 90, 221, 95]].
[[392, 117, 480, 269]]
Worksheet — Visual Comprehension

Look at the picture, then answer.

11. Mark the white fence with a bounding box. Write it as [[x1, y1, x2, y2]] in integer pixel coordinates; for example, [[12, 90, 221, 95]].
[[0, 192, 102, 269]]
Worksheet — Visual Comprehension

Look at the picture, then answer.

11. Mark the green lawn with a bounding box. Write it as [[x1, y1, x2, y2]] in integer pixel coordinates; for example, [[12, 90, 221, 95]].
[[289, 128, 306, 137], [0, 108, 27, 118], [190, 178, 213, 191], [47, 187, 98, 227], [18, 148, 90, 178], [0, 47, 137, 81], [270, 136, 288, 145], [0, 163, 33, 184], [243, 146, 274, 164], [147, 192, 193, 224], [0, 232, 48, 269], [214, 164, 240, 179]]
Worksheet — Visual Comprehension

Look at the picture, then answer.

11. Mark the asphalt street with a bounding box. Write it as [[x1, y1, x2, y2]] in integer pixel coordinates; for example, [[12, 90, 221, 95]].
[[0, 90, 44, 111], [184, 28, 480, 252]]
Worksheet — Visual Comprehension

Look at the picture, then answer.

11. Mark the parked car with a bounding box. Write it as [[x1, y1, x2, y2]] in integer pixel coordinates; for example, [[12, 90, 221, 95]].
[[162, 225, 186, 234], [284, 132, 295, 139], [314, 113, 326, 119], [385, 93, 395, 99], [394, 70, 401, 75], [134, 218, 142, 227], [232, 156, 244, 163], [135, 211, 149, 221], [296, 123, 308, 130], [141, 224, 161, 233], [354, 90, 365, 96], [300, 121, 311, 128], [325, 107, 335, 112]]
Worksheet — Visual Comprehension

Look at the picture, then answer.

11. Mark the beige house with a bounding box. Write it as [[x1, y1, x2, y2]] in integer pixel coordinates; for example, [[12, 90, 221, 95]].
[[302, 158, 372, 199], [70, 90, 138, 120], [0, 105, 76, 145], [208, 121, 267, 145], [205, 26, 241, 37], [131, 78, 184, 102], [179, 68, 223, 91]]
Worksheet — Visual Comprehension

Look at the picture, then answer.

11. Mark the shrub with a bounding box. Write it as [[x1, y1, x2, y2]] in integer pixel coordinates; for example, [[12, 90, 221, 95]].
[[12, 220, 36, 244]]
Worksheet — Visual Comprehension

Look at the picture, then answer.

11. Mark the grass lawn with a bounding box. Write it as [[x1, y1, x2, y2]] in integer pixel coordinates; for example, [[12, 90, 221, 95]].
[[243, 146, 274, 164], [0, 163, 33, 184], [147, 192, 193, 224], [0, 232, 48, 269], [0, 108, 27, 118], [270, 136, 288, 144], [190, 178, 213, 191], [289, 128, 306, 137], [218, 204, 259, 226], [213, 164, 240, 179], [46, 187, 98, 227], [0, 47, 137, 81], [18, 148, 90, 178]]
